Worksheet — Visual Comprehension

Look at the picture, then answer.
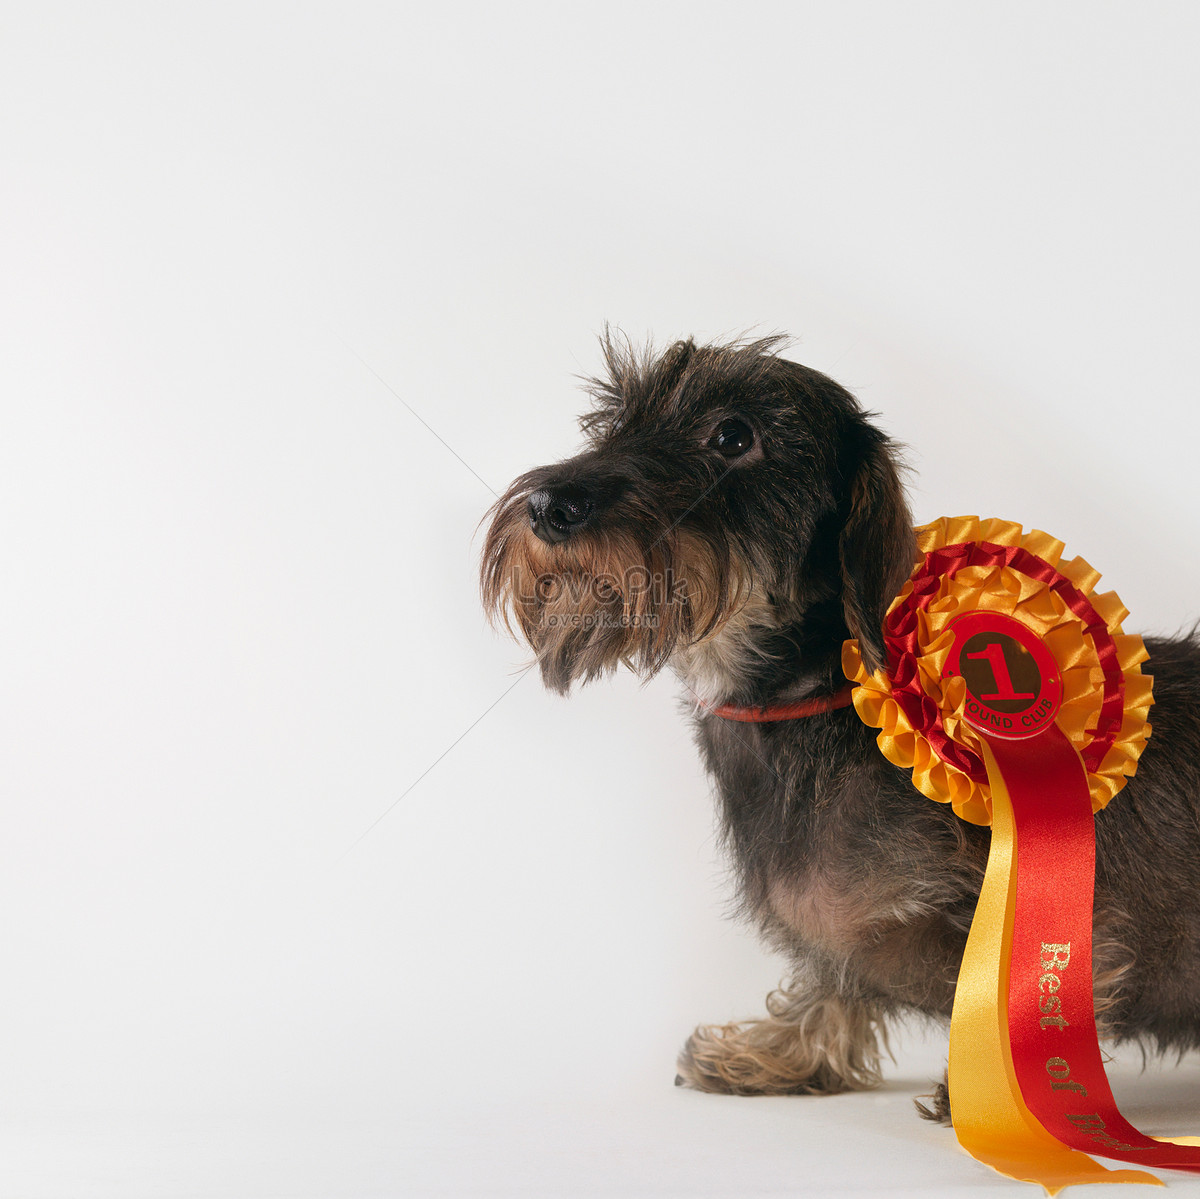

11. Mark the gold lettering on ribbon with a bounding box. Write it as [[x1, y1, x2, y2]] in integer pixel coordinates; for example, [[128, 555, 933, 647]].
[[1038, 942, 1071, 1030], [1045, 1056, 1088, 1096], [1065, 1113, 1143, 1153]]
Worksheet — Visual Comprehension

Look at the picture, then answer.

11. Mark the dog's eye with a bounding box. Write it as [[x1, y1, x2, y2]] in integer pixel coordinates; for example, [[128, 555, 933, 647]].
[[709, 418, 755, 458]]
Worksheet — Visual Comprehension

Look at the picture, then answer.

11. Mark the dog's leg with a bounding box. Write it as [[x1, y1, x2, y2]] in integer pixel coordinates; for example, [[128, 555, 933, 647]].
[[675, 981, 886, 1096]]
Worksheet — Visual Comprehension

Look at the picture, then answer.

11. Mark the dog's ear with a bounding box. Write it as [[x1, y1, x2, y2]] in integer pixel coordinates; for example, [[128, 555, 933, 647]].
[[838, 424, 914, 674], [592, 332, 696, 407], [650, 338, 697, 396]]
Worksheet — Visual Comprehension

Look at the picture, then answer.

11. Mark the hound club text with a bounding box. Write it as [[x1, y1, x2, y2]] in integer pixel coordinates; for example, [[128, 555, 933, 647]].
[[964, 693, 1055, 733]]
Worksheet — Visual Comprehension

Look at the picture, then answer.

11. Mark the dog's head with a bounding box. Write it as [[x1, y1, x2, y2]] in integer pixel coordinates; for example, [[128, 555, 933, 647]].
[[481, 334, 914, 694]]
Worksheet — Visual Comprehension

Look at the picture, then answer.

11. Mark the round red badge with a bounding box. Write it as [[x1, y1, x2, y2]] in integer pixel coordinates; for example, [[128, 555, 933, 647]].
[[944, 611, 1063, 740]]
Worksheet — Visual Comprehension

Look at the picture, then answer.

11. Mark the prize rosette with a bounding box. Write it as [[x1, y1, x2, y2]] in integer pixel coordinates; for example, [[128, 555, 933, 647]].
[[843, 516, 1153, 828], [841, 518, 1200, 1193]]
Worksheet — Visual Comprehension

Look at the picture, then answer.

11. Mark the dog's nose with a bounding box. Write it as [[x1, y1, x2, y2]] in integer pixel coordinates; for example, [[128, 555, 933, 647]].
[[527, 484, 595, 544]]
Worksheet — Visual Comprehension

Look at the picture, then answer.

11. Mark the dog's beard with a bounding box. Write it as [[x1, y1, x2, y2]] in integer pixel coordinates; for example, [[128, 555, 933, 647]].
[[481, 490, 744, 693]]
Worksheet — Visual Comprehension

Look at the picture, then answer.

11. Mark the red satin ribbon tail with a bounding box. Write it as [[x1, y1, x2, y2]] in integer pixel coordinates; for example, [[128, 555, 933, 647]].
[[996, 727, 1200, 1173]]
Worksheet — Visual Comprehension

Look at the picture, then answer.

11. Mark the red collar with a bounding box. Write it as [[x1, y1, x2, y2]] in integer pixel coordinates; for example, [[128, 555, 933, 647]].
[[705, 685, 856, 723]]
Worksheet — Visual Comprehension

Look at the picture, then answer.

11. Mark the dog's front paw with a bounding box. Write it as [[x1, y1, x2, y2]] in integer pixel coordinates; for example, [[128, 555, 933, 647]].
[[676, 1023, 756, 1094], [675, 994, 884, 1097]]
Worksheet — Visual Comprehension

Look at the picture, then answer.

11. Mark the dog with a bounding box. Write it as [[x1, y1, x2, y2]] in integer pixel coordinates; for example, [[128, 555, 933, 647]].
[[480, 333, 1200, 1120]]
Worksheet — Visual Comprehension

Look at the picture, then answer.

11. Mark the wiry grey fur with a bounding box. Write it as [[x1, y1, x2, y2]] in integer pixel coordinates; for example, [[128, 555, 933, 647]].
[[480, 333, 1200, 1118]]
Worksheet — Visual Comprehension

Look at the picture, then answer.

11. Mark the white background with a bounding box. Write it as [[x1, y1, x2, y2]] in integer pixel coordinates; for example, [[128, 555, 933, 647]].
[[3, 3, 1200, 1196]]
